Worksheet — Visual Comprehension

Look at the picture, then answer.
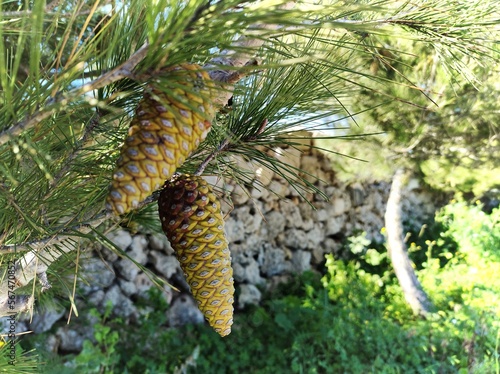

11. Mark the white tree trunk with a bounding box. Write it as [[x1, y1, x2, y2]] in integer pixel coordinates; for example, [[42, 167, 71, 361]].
[[385, 169, 433, 316]]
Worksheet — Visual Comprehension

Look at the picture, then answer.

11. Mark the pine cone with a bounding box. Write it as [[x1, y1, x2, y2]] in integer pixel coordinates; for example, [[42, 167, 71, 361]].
[[107, 64, 215, 215], [158, 175, 234, 337]]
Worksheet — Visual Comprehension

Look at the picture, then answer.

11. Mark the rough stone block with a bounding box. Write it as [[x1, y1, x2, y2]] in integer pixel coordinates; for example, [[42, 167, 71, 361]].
[[167, 294, 204, 327], [30, 308, 65, 334], [106, 229, 132, 251], [114, 258, 139, 281], [128, 235, 148, 265], [292, 250, 312, 273], [150, 251, 180, 279], [81, 258, 116, 292], [103, 285, 136, 318], [238, 284, 262, 308], [281, 229, 308, 250]]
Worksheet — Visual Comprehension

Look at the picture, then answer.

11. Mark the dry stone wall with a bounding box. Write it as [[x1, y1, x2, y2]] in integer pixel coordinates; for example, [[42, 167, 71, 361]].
[[4, 139, 438, 353]]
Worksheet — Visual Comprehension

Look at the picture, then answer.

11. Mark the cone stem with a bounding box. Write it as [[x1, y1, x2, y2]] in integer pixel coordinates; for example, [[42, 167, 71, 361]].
[[195, 138, 231, 176]]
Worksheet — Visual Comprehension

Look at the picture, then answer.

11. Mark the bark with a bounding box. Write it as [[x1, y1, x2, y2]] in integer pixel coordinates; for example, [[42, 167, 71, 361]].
[[385, 169, 433, 316]]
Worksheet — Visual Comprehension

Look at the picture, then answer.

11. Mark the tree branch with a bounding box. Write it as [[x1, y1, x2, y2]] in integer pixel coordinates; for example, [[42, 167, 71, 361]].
[[195, 139, 231, 176], [0, 3, 297, 302], [0, 239, 75, 317], [206, 1, 295, 107], [0, 43, 149, 148]]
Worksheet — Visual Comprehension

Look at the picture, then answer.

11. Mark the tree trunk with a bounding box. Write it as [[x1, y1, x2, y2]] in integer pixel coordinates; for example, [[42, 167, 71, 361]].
[[385, 169, 433, 316]]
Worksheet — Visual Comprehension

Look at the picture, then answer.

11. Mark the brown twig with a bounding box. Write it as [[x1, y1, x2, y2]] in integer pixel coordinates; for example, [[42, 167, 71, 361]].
[[0, 213, 110, 253], [0, 43, 149, 148], [245, 119, 268, 141], [194, 138, 231, 177]]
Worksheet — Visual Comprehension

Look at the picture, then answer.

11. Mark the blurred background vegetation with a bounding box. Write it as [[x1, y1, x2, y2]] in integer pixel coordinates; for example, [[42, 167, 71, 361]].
[[15, 201, 498, 373]]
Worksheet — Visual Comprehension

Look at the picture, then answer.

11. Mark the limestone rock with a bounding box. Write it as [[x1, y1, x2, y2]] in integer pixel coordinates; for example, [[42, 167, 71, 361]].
[[238, 284, 262, 308], [232, 262, 245, 283], [232, 155, 257, 180], [128, 235, 148, 265], [314, 208, 329, 222], [281, 229, 308, 250], [292, 250, 312, 273], [232, 183, 250, 205], [324, 237, 342, 255], [114, 258, 139, 281], [225, 217, 246, 243], [255, 165, 274, 186], [260, 245, 292, 276], [299, 202, 315, 221], [232, 251, 264, 285], [242, 234, 264, 256], [149, 234, 174, 255], [267, 274, 292, 291], [273, 146, 302, 182], [106, 229, 132, 251], [160, 287, 174, 305], [349, 183, 365, 207], [30, 307, 65, 334], [279, 200, 303, 229], [233, 205, 263, 234], [251, 181, 270, 199], [325, 216, 344, 236], [45, 334, 59, 353], [263, 210, 286, 241], [306, 224, 325, 250], [56, 327, 84, 353], [149, 251, 180, 279], [242, 258, 264, 285], [118, 279, 137, 297], [81, 258, 115, 292], [268, 180, 289, 197], [311, 245, 326, 265], [167, 294, 204, 327], [103, 285, 136, 318], [298, 203, 315, 231], [301, 155, 327, 183], [332, 197, 348, 216], [134, 273, 154, 294], [88, 290, 105, 306], [149, 234, 165, 251], [99, 246, 119, 263]]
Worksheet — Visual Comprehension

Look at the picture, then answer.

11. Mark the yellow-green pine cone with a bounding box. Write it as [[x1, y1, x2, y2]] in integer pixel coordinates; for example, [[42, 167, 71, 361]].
[[107, 64, 216, 215], [158, 175, 234, 337]]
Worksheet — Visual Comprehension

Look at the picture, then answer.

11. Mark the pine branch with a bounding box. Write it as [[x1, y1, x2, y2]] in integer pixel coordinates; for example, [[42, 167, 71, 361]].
[[0, 43, 149, 147], [195, 138, 231, 176], [0, 239, 77, 317], [0, 0, 70, 17], [0, 1, 294, 147], [0, 1, 295, 260], [0, 213, 110, 316], [0, 215, 108, 253]]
